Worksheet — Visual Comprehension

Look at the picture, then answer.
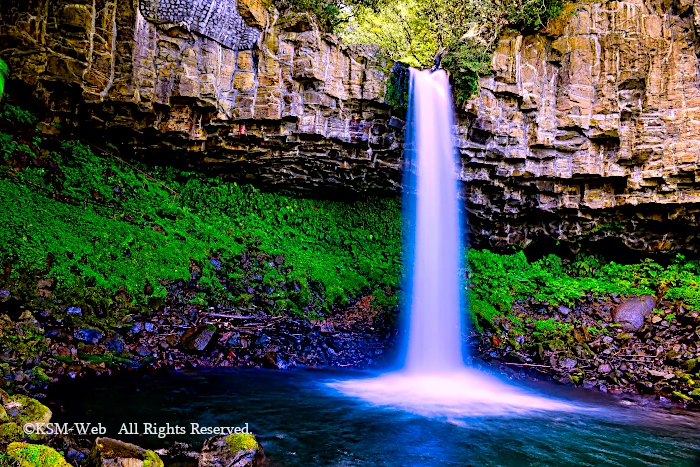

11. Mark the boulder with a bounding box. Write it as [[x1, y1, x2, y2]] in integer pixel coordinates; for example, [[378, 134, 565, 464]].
[[612, 295, 656, 331], [199, 434, 264, 467], [4, 394, 52, 425], [6, 442, 71, 466], [182, 324, 217, 351], [90, 437, 164, 467], [0, 422, 24, 444]]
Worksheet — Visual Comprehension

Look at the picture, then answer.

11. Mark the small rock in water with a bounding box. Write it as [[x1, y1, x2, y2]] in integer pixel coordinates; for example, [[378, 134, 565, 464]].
[[597, 363, 612, 374]]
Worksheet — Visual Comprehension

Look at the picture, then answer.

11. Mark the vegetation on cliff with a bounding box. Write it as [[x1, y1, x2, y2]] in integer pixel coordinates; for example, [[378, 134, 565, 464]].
[[0, 60, 6, 99], [272, 0, 385, 32], [1, 101, 700, 321], [339, 0, 562, 105], [0, 102, 401, 318], [2, 100, 700, 406]]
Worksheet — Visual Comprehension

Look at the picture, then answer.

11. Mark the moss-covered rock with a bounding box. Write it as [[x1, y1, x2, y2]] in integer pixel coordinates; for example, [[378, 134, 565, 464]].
[[0, 422, 24, 444], [142, 450, 164, 467], [4, 442, 70, 466], [31, 367, 51, 383], [673, 391, 693, 402], [200, 433, 264, 467], [89, 437, 163, 467], [0, 405, 7, 422], [225, 433, 258, 452], [4, 395, 51, 425]]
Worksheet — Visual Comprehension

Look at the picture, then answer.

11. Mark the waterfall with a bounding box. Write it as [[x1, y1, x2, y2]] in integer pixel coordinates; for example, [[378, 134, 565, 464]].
[[327, 68, 576, 417], [403, 68, 464, 373]]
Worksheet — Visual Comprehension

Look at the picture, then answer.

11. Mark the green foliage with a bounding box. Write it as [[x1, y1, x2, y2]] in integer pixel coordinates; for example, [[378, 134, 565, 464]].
[[342, 0, 442, 66], [0, 60, 6, 99], [4, 443, 69, 467], [0, 105, 36, 125], [341, 0, 565, 105], [441, 41, 491, 108], [386, 63, 410, 113], [0, 104, 402, 316], [505, 0, 564, 31], [467, 249, 700, 329], [468, 297, 500, 331], [274, 0, 384, 32]]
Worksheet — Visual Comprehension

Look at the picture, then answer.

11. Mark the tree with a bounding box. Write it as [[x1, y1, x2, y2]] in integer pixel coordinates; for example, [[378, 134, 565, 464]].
[[339, 0, 563, 105]]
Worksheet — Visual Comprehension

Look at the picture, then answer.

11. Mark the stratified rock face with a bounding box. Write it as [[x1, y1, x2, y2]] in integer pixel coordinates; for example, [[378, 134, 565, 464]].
[[0, 0, 401, 192], [460, 0, 700, 251], [2, 0, 700, 251]]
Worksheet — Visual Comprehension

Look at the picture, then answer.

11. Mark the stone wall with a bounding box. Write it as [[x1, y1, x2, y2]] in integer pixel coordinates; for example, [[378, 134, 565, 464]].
[[458, 0, 700, 252]]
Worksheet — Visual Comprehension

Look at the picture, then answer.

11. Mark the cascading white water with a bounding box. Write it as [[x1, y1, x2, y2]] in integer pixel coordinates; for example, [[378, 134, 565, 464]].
[[403, 68, 464, 372], [327, 68, 578, 417]]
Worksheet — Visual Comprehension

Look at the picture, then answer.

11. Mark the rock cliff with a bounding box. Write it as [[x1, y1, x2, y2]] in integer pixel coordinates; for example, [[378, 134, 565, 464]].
[[2, 0, 700, 252], [460, 0, 700, 252], [0, 0, 400, 192]]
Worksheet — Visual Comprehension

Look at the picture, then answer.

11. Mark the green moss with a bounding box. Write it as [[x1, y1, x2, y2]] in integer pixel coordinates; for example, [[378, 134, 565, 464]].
[[0, 423, 24, 444], [532, 318, 572, 335], [6, 395, 51, 425], [5, 442, 69, 466], [0, 406, 6, 422], [569, 373, 583, 385], [673, 391, 693, 402], [0, 107, 402, 317], [691, 389, 700, 399], [142, 450, 164, 467], [467, 250, 700, 323], [685, 359, 698, 373], [31, 367, 51, 383], [225, 433, 258, 452], [469, 298, 501, 332], [77, 353, 134, 367]]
